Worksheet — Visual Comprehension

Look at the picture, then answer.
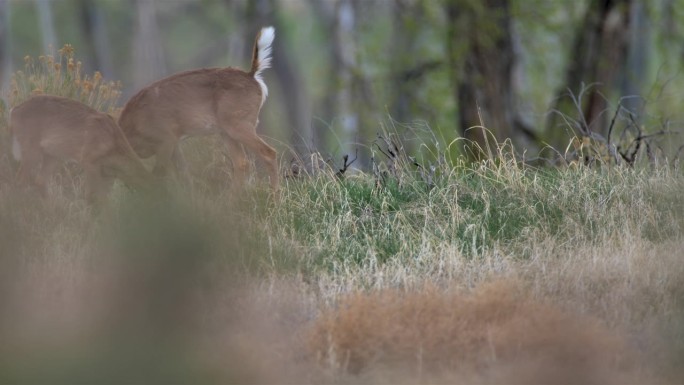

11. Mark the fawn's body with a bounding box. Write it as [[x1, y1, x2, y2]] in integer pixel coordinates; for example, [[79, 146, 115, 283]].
[[10, 95, 153, 204]]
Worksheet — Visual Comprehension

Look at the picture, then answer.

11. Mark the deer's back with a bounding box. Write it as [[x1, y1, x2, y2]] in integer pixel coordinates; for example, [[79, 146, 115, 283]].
[[119, 68, 264, 139]]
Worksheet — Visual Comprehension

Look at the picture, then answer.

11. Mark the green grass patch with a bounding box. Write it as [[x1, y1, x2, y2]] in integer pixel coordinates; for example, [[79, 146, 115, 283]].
[[267, 156, 684, 272]]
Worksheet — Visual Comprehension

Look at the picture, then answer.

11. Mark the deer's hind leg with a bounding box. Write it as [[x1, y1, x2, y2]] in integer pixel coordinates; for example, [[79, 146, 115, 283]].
[[220, 119, 278, 191], [219, 132, 248, 190]]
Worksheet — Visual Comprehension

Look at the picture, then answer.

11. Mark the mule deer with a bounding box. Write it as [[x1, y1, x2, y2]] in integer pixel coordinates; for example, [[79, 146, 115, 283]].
[[118, 26, 279, 191], [10, 95, 154, 204]]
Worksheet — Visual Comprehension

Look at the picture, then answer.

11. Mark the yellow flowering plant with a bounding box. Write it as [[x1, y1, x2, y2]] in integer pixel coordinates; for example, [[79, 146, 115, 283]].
[[9, 44, 122, 114]]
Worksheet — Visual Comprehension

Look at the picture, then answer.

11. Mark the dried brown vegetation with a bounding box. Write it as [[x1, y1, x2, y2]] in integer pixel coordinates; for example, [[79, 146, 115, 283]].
[[309, 280, 639, 384]]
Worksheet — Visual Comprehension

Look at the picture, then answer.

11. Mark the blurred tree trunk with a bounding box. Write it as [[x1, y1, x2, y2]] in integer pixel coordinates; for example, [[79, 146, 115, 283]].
[[309, 0, 378, 167], [224, 1, 247, 66], [546, 0, 632, 146], [389, 1, 453, 156], [77, 0, 114, 78], [133, 0, 166, 89], [0, 0, 10, 95], [34, 0, 56, 54], [310, 0, 380, 167], [245, 0, 311, 160], [621, 0, 648, 118], [308, 0, 340, 155], [338, 0, 361, 161], [661, 0, 676, 40], [271, 24, 312, 158], [159, 2, 240, 69], [346, 0, 378, 167], [388, 0, 425, 158], [446, 0, 517, 160], [390, 0, 426, 125], [307, 0, 360, 160]]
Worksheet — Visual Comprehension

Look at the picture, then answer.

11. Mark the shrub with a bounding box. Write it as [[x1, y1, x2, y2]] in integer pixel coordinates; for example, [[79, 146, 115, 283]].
[[8, 44, 122, 113], [309, 280, 638, 384]]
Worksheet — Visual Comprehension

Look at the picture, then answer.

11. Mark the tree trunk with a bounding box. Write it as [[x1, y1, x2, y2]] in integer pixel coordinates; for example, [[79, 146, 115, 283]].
[[34, 0, 56, 54], [390, 0, 433, 128], [337, 0, 360, 160], [224, 1, 247, 67], [308, 0, 340, 155], [133, 0, 166, 89], [272, 28, 311, 157], [307, 0, 362, 160], [0, 0, 11, 95], [447, 0, 516, 160], [346, 0, 379, 168], [621, 0, 648, 118], [546, 0, 632, 146], [77, 0, 114, 78]]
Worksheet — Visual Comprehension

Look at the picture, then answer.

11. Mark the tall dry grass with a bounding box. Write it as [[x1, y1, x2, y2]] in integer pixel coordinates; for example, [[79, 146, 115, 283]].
[[310, 280, 637, 384]]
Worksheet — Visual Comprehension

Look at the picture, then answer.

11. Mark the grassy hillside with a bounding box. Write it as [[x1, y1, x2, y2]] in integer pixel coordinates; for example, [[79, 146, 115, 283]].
[[2, 48, 683, 382], [1, 136, 683, 383]]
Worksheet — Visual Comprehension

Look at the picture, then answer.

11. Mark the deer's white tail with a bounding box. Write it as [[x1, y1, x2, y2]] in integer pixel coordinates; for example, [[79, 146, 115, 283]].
[[250, 26, 275, 106]]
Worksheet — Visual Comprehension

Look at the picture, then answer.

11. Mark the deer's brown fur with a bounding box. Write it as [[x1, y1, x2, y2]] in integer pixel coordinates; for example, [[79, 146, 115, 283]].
[[118, 26, 278, 191], [10, 95, 153, 204]]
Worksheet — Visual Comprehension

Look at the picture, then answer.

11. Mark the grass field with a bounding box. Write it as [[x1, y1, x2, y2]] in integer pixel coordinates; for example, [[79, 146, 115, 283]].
[[1, 130, 683, 383], [2, 49, 683, 382]]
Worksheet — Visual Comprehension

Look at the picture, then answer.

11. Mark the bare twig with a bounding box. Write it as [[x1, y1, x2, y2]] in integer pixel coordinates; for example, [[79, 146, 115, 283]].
[[336, 149, 358, 178]]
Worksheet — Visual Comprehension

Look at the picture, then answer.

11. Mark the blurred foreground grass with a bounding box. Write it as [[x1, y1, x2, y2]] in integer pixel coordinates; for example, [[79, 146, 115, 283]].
[[0, 141, 683, 383]]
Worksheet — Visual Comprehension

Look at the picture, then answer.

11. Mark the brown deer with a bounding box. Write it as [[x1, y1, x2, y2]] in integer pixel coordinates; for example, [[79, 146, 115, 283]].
[[118, 26, 279, 191], [10, 95, 155, 204]]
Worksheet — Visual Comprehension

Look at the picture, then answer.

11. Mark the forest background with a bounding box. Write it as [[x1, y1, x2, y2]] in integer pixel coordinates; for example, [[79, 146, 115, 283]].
[[2, 0, 683, 165]]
